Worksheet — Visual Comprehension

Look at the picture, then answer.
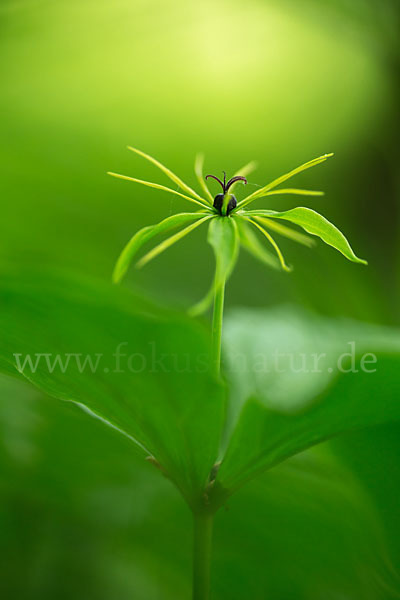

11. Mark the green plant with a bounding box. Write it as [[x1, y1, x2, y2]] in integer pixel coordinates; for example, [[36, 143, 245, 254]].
[[107, 147, 368, 597], [3, 151, 400, 600], [109, 147, 366, 379]]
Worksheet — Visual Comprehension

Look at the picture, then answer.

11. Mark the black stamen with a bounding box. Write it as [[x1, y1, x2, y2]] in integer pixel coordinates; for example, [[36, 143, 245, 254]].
[[205, 174, 225, 192], [225, 176, 248, 192], [205, 172, 246, 216]]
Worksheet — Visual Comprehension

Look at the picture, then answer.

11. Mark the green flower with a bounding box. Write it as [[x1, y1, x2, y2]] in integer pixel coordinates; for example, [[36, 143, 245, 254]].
[[108, 147, 367, 315]]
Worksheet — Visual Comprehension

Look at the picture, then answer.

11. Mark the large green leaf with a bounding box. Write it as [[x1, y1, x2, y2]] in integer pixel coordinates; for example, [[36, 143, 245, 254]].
[[216, 447, 399, 600], [0, 272, 225, 508], [248, 207, 367, 264], [1, 375, 398, 599], [212, 307, 400, 503]]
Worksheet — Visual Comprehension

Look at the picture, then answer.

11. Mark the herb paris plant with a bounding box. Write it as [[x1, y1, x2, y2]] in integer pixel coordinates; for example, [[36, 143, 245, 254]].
[[109, 148, 367, 293], [109, 148, 366, 374], [108, 147, 368, 599]]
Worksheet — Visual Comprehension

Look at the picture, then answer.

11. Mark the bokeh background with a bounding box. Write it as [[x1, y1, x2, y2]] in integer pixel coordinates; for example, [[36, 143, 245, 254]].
[[0, 0, 399, 598]]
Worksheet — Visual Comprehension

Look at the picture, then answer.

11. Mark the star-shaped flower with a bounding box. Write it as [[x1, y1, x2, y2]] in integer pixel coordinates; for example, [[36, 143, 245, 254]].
[[108, 147, 366, 314]]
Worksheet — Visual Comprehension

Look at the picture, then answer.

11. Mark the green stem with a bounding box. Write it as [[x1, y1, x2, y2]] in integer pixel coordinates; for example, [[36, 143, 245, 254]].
[[191, 276, 224, 598], [192, 512, 214, 600], [211, 280, 225, 378]]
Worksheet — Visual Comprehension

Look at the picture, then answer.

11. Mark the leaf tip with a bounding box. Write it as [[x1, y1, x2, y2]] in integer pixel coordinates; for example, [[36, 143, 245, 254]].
[[112, 263, 125, 284]]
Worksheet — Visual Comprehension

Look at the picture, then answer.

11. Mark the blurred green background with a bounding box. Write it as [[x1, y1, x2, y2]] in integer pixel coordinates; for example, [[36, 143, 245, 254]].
[[1, 0, 399, 598]]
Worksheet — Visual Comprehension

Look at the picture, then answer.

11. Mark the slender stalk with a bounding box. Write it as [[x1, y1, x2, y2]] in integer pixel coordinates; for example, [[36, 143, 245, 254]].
[[211, 280, 225, 378], [192, 512, 214, 600], [191, 277, 225, 598]]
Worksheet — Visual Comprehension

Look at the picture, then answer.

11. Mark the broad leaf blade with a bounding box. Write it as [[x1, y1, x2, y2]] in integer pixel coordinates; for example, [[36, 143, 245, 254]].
[[113, 212, 205, 283], [262, 206, 367, 264], [0, 273, 226, 508], [217, 447, 398, 599], [1, 377, 396, 599], [213, 307, 400, 501]]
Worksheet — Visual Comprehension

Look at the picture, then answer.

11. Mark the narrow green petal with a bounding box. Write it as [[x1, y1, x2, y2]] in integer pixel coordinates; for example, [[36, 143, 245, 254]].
[[237, 217, 280, 269], [233, 160, 258, 178], [247, 214, 316, 247], [112, 213, 206, 283], [238, 153, 334, 209], [127, 146, 207, 204], [194, 153, 214, 204], [108, 171, 210, 209], [136, 215, 213, 268], [262, 188, 324, 197], [260, 207, 367, 265], [246, 217, 292, 272]]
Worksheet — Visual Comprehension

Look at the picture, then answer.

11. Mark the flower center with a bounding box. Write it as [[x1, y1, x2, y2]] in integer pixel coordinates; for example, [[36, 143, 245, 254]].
[[205, 172, 247, 216]]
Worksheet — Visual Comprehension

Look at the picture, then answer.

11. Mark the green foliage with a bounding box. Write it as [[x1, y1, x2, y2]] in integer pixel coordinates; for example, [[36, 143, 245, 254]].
[[236, 218, 281, 270], [112, 212, 207, 283], [110, 148, 366, 320], [1, 274, 400, 513], [1, 1, 399, 597], [207, 217, 239, 292], [242, 216, 292, 271], [190, 218, 240, 317], [135, 215, 212, 269], [213, 307, 400, 502], [107, 171, 209, 209], [248, 207, 367, 264], [1, 376, 398, 599], [237, 153, 333, 208], [127, 146, 209, 205], [0, 273, 226, 509]]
